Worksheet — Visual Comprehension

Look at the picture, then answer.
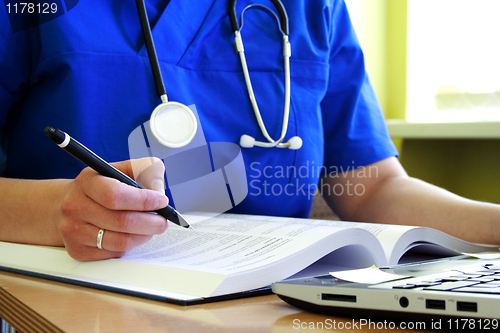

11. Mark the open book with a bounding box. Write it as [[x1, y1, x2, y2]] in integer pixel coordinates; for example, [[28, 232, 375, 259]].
[[0, 214, 497, 305]]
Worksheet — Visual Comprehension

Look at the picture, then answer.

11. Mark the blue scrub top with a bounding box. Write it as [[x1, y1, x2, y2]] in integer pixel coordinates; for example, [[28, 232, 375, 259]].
[[0, 0, 397, 218]]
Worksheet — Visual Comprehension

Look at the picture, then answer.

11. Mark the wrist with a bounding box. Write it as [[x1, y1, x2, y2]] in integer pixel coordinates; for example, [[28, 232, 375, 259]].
[[0, 178, 71, 246]]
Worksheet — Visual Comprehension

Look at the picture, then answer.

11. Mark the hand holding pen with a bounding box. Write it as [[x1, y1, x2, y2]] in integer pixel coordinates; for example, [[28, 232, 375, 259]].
[[45, 127, 191, 261]]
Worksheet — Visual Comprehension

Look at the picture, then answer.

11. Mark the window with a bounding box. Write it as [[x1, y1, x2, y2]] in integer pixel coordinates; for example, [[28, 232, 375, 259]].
[[407, 0, 500, 122]]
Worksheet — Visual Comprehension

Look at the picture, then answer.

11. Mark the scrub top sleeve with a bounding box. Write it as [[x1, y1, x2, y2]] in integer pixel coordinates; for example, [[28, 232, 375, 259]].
[[0, 18, 33, 130], [320, 0, 398, 171]]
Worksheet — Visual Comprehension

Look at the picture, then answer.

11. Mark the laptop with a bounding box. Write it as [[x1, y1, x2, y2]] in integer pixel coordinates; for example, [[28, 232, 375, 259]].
[[272, 256, 500, 320]]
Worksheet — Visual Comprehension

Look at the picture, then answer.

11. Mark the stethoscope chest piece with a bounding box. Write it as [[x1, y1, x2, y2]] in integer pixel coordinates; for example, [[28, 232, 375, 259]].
[[150, 102, 197, 148], [136, 0, 197, 148]]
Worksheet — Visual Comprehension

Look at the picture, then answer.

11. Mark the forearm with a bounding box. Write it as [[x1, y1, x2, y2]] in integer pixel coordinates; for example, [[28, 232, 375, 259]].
[[0, 159, 171, 260], [322, 157, 500, 245], [0, 178, 68, 246], [348, 176, 500, 245]]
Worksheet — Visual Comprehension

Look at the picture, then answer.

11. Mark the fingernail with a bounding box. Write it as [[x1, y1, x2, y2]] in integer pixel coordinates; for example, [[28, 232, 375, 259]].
[[155, 196, 169, 209], [151, 179, 165, 192]]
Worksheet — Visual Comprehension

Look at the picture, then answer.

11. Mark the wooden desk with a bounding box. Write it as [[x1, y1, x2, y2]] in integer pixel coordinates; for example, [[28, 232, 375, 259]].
[[0, 271, 435, 332]]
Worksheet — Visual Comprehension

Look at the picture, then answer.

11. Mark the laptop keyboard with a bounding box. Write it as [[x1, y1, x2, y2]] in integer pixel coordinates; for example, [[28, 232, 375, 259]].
[[392, 263, 500, 294]]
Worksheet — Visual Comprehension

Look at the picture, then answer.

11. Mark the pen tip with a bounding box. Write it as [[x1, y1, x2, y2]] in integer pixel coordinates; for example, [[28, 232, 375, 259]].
[[177, 213, 192, 229], [44, 126, 56, 137]]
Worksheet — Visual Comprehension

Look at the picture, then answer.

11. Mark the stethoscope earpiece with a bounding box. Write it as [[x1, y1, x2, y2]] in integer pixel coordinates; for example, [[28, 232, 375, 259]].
[[239, 134, 256, 148], [287, 136, 303, 150]]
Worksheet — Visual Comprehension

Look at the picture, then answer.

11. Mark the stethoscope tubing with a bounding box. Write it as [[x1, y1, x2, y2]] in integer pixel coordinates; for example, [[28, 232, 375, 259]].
[[228, 0, 289, 35], [236, 33, 291, 147], [230, 0, 297, 149], [135, 0, 299, 149], [135, 0, 168, 101]]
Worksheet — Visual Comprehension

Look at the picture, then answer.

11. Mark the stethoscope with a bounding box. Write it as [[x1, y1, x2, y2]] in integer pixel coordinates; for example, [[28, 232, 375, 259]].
[[136, 0, 197, 148], [136, 0, 302, 150]]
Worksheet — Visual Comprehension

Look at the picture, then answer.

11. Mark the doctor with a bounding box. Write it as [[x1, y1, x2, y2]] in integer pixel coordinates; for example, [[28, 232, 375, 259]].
[[0, 0, 499, 261]]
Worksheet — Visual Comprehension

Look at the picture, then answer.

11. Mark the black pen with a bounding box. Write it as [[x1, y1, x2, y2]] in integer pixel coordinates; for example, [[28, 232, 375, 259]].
[[44, 126, 192, 229]]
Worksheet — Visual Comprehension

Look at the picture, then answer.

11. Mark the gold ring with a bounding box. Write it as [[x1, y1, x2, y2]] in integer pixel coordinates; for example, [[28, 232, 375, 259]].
[[96, 229, 105, 250]]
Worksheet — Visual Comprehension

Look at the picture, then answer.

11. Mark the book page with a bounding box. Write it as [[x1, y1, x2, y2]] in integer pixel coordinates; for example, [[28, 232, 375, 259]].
[[215, 214, 415, 263], [122, 214, 386, 296], [123, 214, 385, 276], [292, 216, 499, 265], [189, 215, 495, 266], [288, 217, 498, 264]]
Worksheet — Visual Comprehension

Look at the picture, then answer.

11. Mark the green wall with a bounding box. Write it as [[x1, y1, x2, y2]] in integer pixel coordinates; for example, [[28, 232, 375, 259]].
[[346, 0, 407, 150], [348, 0, 500, 204], [400, 139, 500, 204]]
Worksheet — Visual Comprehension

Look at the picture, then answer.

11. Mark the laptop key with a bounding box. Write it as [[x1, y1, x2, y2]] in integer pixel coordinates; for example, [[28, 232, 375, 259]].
[[460, 273, 482, 278], [469, 277, 496, 283], [424, 281, 480, 291], [451, 286, 500, 294], [441, 275, 469, 282], [484, 265, 500, 271], [415, 282, 442, 287], [393, 284, 418, 289], [469, 282, 500, 288]]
